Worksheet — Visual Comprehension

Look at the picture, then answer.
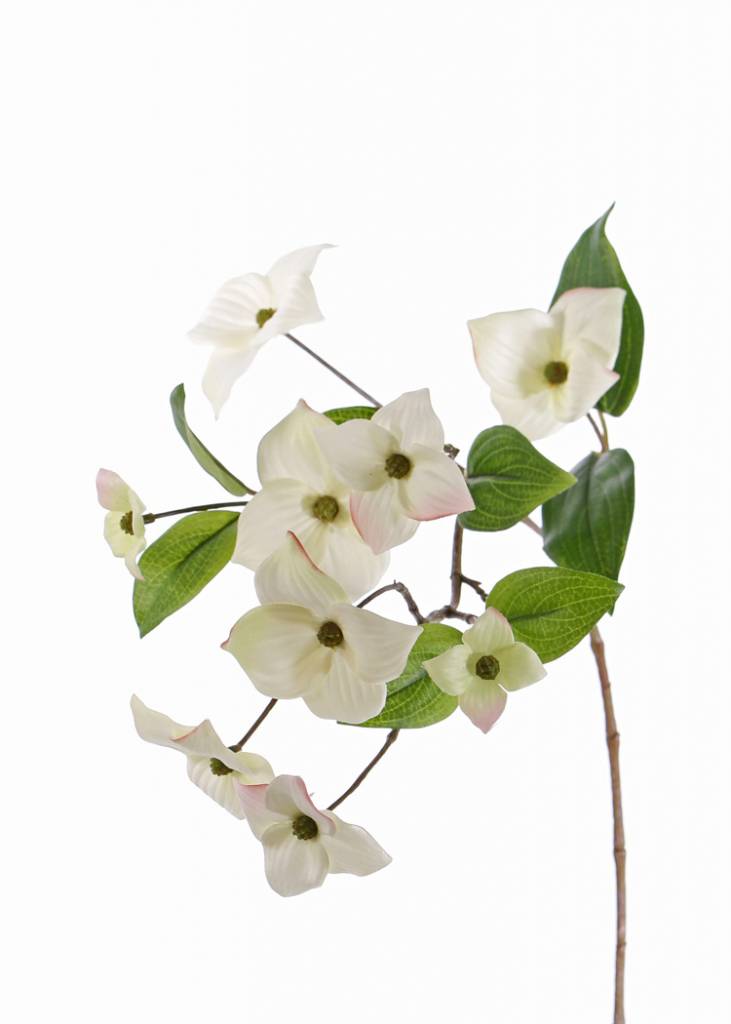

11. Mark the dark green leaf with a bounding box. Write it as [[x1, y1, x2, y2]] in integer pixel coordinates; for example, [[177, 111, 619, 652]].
[[353, 623, 462, 729], [134, 511, 239, 637], [551, 205, 644, 416], [324, 405, 378, 425], [170, 384, 254, 496], [459, 426, 575, 532], [542, 449, 634, 581], [486, 567, 623, 662]]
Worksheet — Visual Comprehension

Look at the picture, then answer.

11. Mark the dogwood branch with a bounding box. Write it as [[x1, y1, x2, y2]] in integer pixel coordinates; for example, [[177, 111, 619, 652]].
[[358, 582, 426, 624], [327, 729, 400, 811], [143, 500, 248, 523], [230, 698, 278, 752], [285, 333, 382, 408]]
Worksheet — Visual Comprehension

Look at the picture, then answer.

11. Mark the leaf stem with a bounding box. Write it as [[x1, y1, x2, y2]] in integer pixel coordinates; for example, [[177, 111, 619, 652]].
[[143, 501, 248, 524], [587, 411, 610, 452], [230, 698, 278, 752], [598, 409, 611, 450], [522, 515, 543, 536], [327, 729, 400, 811], [357, 581, 426, 624], [285, 333, 382, 408]]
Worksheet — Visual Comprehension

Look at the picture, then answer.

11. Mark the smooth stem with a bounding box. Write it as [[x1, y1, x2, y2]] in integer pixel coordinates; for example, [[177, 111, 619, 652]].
[[144, 500, 248, 523], [450, 521, 464, 608], [285, 333, 382, 408], [358, 582, 426, 624], [327, 729, 400, 811], [230, 699, 278, 752]]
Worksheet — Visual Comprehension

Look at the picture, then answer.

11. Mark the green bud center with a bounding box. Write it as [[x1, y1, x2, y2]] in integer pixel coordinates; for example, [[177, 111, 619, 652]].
[[209, 757, 234, 776], [312, 494, 340, 522], [317, 620, 344, 647], [475, 654, 501, 680], [256, 307, 276, 328], [119, 511, 134, 535], [292, 814, 319, 840], [385, 453, 412, 479], [544, 360, 569, 385]]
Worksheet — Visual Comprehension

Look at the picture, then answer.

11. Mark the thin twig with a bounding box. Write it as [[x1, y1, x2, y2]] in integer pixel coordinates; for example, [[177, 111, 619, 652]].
[[522, 515, 543, 537], [327, 729, 400, 811], [357, 582, 426, 624], [590, 627, 626, 1024], [230, 699, 278, 752], [587, 411, 606, 449], [461, 574, 488, 601], [598, 409, 610, 451], [285, 333, 382, 408], [143, 500, 248, 523], [450, 521, 464, 608]]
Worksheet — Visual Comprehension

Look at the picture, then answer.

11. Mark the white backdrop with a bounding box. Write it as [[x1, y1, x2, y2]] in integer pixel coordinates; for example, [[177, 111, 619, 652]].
[[3, 1, 730, 1021]]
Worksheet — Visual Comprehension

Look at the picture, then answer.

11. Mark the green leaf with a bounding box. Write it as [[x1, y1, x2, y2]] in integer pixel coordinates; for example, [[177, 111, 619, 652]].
[[324, 405, 378, 425], [170, 384, 254, 496], [353, 623, 462, 729], [459, 426, 575, 532], [134, 511, 239, 637], [542, 449, 635, 581], [551, 205, 644, 416], [486, 567, 623, 663]]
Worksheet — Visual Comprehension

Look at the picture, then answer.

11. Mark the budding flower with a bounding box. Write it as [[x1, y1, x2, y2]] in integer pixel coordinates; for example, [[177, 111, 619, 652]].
[[96, 469, 146, 580]]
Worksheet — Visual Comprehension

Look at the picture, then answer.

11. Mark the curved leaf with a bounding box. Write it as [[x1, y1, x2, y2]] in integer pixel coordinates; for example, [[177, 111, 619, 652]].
[[170, 384, 253, 496], [324, 405, 377, 425]]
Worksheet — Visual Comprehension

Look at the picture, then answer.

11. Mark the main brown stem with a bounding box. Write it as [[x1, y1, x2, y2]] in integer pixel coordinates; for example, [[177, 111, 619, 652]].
[[327, 729, 400, 811], [230, 698, 278, 752], [286, 333, 382, 408], [591, 626, 627, 1024], [144, 500, 248, 523]]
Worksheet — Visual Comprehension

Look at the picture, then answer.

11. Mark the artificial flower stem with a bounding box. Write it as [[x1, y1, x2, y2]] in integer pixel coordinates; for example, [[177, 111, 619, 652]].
[[522, 515, 543, 536], [285, 333, 382, 408], [357, 581, 426, 624], [230, 698, 278, 752], [143, 500, 248, 524], [460, 574, 488, 601], [587, 411, 609, 452], [425, 605, 477, 624], [450, 521, 464, 608], [327, 729, 400, 811], [591, 626, 627, 1024], [599, 409, 610, 450]]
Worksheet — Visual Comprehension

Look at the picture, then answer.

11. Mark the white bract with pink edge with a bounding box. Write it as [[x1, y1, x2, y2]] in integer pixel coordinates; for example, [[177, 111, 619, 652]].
[[232, 400, 388, 600], [423, 608, 546, 733], [238, 774, 391, 897], [188, 244, 332, 416], [131, 695, 274, 818], [468, 286, 625, 440], [96, 469, 147, 580], [224, 533, 421, 724], [316, 388, 475, 555]]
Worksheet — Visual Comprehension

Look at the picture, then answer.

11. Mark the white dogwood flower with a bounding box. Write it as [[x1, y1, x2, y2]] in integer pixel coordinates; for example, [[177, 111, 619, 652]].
[[224, 533, 421, 724], [131, 695, 274, 818], [238, 774, 391, 897], [423, 608, 546, 733], [232, 400, 389, 600], [96, 469, 146, 580], [315, 389, 474, 555], [468, 287, 626, 440], [189, 244, 332, 415]]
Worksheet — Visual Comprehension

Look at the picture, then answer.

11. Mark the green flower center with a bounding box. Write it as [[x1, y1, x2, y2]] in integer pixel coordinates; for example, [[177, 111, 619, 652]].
[[544, 360, 569, 385], [292, 814, 319, 841], [312, 494, 340, 522], [475, 654, 501, 680], [317, 620, 344, 647], [256, 307, 276, 328], [385, 453, 412, 479], [209, 758, 234, 776], [119, 511, 134, 536]]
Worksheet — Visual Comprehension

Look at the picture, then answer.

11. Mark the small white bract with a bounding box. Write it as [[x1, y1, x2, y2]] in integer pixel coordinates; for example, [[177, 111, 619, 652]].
[[130, 695, 274, 818], [96, 468, 147, 580], [189, 244, 332, 416], [468, 287, 625, 440], [316, 388, 475, 554], [223, 533, 421, 724], [232, 400, 388, 600], [423, 608, 546, 733], [238, 774, 391, 897]]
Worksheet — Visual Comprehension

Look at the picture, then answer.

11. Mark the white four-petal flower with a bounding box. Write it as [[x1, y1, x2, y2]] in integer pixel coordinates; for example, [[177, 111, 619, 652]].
[[232, 400, 388, 600], [131, 695, 274, 818], [96, 468, 147, 580], [468, 287, 626, 440], [238, 774, 391, 897], [423, 608, 546, 733], [189, 244, 332, 416], [224, 533, 422, 724], [316, 389, 475, 555]]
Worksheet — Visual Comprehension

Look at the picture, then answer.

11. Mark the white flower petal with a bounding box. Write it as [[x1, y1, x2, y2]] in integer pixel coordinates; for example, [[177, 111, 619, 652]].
[[186, 758, 270, 819], [372, 388, 445, 450], [266, 244, 333, 289], [551, 286, 625, 365], [469, 309, 558, 400], [238, 783, 288, 839], [303, 520, 389, 601], [96, 469, 144, 513], [423, 643, 472, 696], [490, 388, 563, 441], [463, 608, 515, 655], [262, 823, 330, 897], [232, 480, 313, 571], [256, 400, 336, 489], [304, 652, 387, 724], [334, 603, 421, 685], [459, 680, 508, 733], [267, 276, 324, 336], [316, 419, 394, 492], [552, 348, 619, 423], [202, 344, 264, 417], [188, 272, 273, 346], [494, 642, 546, 692], [264, 775, 335, 835], [350, 484, 419, 555], [398, 445, 474, 521], [253, 532, 348, 611], [320, 814, 392, 876]]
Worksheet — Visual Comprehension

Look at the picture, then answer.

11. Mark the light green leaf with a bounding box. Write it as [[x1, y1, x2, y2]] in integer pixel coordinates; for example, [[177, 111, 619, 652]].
[[486, 567, 623, 663], [353, 623, 462, 729], [324, 405, 378, 425], [134, 511, 239, 637], [459, 426, 575, 532], [542, 449, 635, 581], [551, 205, 644, 417], [170, 384, 254, 496]]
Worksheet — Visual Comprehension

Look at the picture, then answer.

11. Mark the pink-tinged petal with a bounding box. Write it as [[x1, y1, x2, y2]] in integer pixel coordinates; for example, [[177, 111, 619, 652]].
[[253, 531, 348, 611], [490, 388, 563, 441], [315, 419, 394, 492], [459, 680, 508, 733], [494, 642, 546, 692], [264, 775, 335, 835], [463, 607, 515, 656], [334, 604, 421, 685], [130, 695, 250, 773], [303, 520, 389, 602], [552, 348, 619, 423], [398, 445, 474, 521], [469, 309, 557, 400], [551, 286, 625, 366], [262, 823, 330, 897], [372, 388, 444, 450], [320, 814, 392, 876], [96, 469, 144, 513], [350, 485, 419, 555], [188, 271, 272, 346], [256, 400, 335, 489], [202, 344, 263, 417], [304, 653, 387, 724], [238, 783, 288, 839], [422, 644, 472, 696], [266, 244, 333, 289], [232, 480, 313, 572]]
